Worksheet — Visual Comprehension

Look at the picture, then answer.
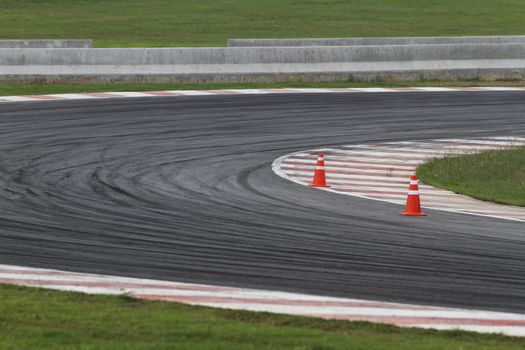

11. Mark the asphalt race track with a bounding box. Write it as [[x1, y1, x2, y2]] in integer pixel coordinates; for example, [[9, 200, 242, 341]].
[[1, 92, 525, 313]]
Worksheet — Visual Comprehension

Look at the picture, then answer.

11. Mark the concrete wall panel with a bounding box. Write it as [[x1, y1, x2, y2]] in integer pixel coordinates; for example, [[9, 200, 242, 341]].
[[228, 36, 525, 47], [0, 40, 93, 48], [2, 42, 524, 83]]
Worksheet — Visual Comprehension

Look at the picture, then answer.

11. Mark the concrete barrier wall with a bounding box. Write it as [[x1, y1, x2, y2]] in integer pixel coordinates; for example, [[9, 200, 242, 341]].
[[0, 40, 93, 48], [228, 36, 525, 47], [2, 44, 525, 83], [3, 44, 525, 64]]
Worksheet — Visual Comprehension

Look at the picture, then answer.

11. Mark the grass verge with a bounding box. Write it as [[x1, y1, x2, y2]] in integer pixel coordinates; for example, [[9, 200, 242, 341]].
[[1, 0, 525, 47], [417, 147, 525, 207], [2, 80, 525, 97], [1, 284, 524, 349]]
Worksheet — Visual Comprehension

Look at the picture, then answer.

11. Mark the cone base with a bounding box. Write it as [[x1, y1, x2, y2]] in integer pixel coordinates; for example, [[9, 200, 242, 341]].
[[309, 184, 330, 188], [400, 211, 428, 216]]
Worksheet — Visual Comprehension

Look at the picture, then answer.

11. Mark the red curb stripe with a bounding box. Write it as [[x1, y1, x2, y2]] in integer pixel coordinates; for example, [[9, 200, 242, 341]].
[[81, 92, 119, 98], [362, 144, 510, 153], [309, 315, 525, 327], [326, 151, 432, 161], [281, 166, 411, 177], [141, 91, 181, 96], [341, 147, 448, 156], [382, 87, 421, 92], [332, 183, 413, 189], [201, 90, 243, 95], [446, 87, 489, 92], [334, 188, 460, 197], [287, 156, 419, 167], [289, 153, 428, 162], [20, 95, 60, 100], [281, 161, 414, 171], [191, 90, 220, 94], [133, 295, 442, 310], [276, 138, 525, 224], [285, 174, 409, 184], [263, 88, 299, 93], [425, 140, 521, 148]]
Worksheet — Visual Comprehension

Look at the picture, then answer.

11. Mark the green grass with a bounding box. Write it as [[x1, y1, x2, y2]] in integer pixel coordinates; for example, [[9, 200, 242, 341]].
[[2, 80, 525, 96], [417, 146, 525, 207], [1, 0, 525, 47], [1, 284, 525, 349]]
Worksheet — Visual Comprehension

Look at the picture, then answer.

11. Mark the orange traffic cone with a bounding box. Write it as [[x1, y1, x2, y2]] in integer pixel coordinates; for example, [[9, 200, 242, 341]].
[[400, 175, 427, 216], [309, 153, 330, 187]]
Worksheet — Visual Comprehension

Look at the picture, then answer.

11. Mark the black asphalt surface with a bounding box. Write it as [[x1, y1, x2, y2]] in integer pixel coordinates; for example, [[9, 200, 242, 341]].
[[1, 92, 525, 313]]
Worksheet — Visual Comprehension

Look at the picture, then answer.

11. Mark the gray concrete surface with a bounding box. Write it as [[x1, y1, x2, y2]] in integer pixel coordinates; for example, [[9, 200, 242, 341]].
[[2, 62, 525, 83], [3, 44, 525, 64], [228, 36, 525, 47], [0, 39, 93, 48], [2, 44, 525, 82], [1, 92, 525, 313]]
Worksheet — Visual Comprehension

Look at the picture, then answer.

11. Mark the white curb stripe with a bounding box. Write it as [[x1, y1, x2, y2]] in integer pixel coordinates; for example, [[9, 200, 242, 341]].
[[2, 87, 525, 104], [273, 137, 525, 222], [49, 93, 97, 100], [2, 263, 525, 336]]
